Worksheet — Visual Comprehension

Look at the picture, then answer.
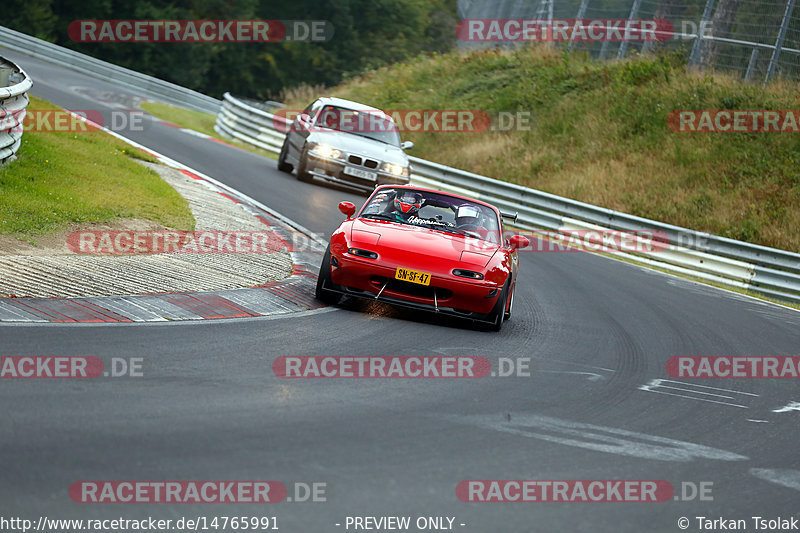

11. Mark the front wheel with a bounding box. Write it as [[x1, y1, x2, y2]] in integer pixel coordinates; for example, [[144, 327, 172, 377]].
[[296, 145, 313, 183], [315, 246, 339, 305], [484, 280, 510, 332], [277, 137, 293, 173], [504, 283, 514, 321]]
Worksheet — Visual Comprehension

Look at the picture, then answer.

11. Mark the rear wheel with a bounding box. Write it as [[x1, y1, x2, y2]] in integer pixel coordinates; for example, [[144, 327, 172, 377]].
[[277, 137, 293, 172], [296, 145, 313, 182], [315, 246, 339, 305]]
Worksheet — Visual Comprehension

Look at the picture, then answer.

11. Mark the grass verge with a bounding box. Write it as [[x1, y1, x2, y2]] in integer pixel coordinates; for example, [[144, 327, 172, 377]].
[[0, 95, 195, 241], [140, 101, 277, 160]]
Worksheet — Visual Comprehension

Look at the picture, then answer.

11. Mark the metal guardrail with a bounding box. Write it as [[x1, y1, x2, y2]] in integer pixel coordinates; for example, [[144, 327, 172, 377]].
[[215, 92, 285, 152], [0, 25, 220, 114], [216, 92, 800, 305], [0, 56, 32, 165]]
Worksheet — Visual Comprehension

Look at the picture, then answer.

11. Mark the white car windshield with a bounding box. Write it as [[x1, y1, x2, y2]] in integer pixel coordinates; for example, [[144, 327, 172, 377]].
[[315, 106, 401, 146], [360, 189, 501, 244]]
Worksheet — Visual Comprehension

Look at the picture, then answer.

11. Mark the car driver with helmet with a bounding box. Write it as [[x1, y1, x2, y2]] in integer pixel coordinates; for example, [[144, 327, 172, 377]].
[[390, 190, 425, 223]]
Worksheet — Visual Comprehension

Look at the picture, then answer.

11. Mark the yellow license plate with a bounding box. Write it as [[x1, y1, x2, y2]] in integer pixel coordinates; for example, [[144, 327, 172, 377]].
[[395, 267, 431, 286]]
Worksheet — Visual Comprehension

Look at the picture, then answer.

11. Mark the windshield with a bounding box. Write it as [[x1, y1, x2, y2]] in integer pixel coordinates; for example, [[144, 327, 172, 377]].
[[314, 105, 401, 146], [361, 188, 501, 244]]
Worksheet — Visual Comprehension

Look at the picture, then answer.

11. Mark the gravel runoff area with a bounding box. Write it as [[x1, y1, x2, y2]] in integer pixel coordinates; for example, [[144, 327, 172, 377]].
[[0, 162, 293, 298]]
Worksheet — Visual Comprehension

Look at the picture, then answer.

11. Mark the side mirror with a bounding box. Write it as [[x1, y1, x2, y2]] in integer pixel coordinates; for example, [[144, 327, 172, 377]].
[[292, 113, 311, 133], [508, 235, 529, 250], [339, 201, 356, 219], [401, 141, 414, 150]]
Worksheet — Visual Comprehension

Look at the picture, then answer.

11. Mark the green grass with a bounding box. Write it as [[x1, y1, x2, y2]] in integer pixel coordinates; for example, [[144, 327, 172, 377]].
[[285, 47, 800, 253], [0, 95, 194, 238], [141, 101, 219, 138], [140, 101, 277, 160]]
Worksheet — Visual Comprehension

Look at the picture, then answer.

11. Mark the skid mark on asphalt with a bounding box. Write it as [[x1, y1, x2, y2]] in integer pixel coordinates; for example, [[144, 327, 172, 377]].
[[772, 401, 800, 413], [638, 379, 758, 409], [750, 468, 800, 491], [538, 370, 606, 382], [638, 381, 800, 423], [440, 413, 748, 462]]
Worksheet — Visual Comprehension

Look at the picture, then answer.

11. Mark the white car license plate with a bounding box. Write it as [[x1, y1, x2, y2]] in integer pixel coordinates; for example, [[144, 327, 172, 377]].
[[344, 166, 377, 181]]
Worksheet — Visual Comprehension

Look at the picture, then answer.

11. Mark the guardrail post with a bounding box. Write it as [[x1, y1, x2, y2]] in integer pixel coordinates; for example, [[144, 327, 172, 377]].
[[744, 48, 759, 81], [617, 0, 644, 59], [688, 0, 716, 70], [764, 0, 796, 84], [568, 0, 590, 51], [599, 32, 611, 59]]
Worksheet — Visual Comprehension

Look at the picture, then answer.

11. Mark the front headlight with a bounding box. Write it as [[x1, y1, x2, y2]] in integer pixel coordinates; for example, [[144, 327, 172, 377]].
[[348, 248, 378, 259], [310, 144, 343, 160], [381, 162, 409, 177]]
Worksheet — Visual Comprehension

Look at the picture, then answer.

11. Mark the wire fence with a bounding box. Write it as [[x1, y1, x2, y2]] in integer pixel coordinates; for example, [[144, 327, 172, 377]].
[[457, 0, 800, 83]]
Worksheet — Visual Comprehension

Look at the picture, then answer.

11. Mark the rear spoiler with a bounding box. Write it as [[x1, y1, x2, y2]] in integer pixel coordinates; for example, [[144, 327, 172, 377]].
[[501, 212, 518, 222]]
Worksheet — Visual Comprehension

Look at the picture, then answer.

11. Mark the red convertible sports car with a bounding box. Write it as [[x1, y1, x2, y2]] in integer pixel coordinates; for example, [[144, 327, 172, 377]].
[[315, 185, 529, 330]]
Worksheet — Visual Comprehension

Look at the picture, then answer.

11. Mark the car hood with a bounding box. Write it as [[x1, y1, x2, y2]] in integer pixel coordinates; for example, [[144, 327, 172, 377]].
[[348, 219, 500, 269], [308, 131, 408, 166]]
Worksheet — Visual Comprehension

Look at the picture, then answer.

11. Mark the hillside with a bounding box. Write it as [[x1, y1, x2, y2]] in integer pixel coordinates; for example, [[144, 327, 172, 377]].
[[285, 46, 800, 252]]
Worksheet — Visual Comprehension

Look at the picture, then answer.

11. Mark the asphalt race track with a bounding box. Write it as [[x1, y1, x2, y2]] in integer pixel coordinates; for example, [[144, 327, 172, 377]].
[[1, 49, 799, 532]]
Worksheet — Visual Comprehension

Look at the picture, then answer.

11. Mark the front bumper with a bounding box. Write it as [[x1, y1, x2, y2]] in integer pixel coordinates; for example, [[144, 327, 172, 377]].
[[307, 154, 409, 192], [327, 252, 503, 318]]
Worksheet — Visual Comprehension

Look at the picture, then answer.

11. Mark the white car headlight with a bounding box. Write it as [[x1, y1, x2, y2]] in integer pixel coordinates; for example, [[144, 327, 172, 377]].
[[311, 144, 343, 160], [381, 163, 409, 177]]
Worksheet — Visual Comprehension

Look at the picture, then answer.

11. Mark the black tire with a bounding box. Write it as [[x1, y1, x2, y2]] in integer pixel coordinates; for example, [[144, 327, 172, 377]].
[[296, 145, 313, 183], [315, 246, 339, 305], [504, 283, 515, 321], [277, 137, 293, 173], [485, 279, 510, 332]]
